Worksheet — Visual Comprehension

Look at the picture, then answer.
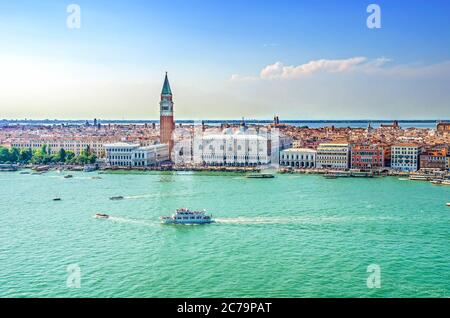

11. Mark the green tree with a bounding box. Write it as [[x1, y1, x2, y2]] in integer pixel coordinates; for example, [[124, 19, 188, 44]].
[[0, 147, 11, 163], [51, 148, 67, 163], [65, 151, 75, 164], [58, 148, 66, 163], [8, 147, 20, 163], [19, 148, 33, 163], [31, 145, 50, 164], [88, 154, 97, 164]]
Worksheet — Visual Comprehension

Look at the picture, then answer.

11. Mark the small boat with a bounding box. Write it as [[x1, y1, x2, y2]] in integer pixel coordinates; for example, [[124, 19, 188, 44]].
[[84, 165, 97, 172], [94, 213, 109, 219], [64, 175, 73, 179], [246, 173, 275, 179], [446, 203, 450, 207], [33, 165, 50, 172], [53, 198, 62, 201], [0, 164, 18, 172], [161, 208, 214, 225], [110, 196, 124, 200], [431, 180, 450, 186], [20, 171, 31, 175], [324, 174, 338, 179], [91, 176, 102, 180]]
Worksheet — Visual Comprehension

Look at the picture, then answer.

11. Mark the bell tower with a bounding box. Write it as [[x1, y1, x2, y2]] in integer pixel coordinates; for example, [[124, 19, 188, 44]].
[[159, 72, 175, 159]]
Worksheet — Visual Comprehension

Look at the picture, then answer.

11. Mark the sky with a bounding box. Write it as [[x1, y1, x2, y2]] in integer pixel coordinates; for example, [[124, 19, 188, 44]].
[[0, 0, 450, 120]]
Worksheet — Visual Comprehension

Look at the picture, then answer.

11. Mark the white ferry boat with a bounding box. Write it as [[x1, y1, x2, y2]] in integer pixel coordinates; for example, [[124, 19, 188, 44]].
[[161, 208, 214, 225]]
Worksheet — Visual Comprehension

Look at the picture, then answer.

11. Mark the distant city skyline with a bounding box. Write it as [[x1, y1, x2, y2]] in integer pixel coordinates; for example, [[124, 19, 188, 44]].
[[1, 0, 450, 120]]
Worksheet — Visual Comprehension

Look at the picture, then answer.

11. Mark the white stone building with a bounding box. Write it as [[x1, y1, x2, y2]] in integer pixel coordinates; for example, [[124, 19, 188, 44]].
[[11, 138, 111, 157], [105, 142, 169, 167], [191, 127, 288, 167], [316, 143, 350, 169], [280, 148, 316, 168], [390, 144, 419, 172]]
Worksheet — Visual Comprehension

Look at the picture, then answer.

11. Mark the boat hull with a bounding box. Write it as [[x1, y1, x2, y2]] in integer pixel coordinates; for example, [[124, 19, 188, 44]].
[[161, 219, 215, 225]]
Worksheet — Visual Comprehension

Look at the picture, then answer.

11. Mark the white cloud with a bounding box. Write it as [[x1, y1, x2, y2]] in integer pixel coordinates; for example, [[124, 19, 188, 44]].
[[230, 56, 450, 81], [260, 57, 369, 79]]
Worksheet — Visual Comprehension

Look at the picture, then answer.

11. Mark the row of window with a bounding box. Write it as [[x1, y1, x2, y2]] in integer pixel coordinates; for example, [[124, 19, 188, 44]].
[[108, 155, 132, 160], [280, 161, 315, 167], [107, 148, 134, 153], [199, 145, 265, 151], [281, 154, 315, 160], [352, 158, 383, 163], [202, 155, 266, 160]]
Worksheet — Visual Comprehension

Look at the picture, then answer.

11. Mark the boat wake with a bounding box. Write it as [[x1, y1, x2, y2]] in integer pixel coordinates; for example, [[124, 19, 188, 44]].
[[215, 215, 398, 225], [124, 194, 155, 200], [106, 216, 158, 227]]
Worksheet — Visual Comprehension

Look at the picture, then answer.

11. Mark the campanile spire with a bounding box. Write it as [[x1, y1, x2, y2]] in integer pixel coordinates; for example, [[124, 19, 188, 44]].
[[159, 72, 175, 159]]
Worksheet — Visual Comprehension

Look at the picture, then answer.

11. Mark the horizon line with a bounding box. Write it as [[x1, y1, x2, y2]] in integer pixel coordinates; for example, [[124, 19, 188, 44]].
[[1, 119, 450, 123]]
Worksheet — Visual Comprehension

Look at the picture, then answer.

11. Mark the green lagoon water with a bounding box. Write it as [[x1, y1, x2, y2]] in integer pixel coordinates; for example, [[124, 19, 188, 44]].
[[0, 170, 449, 298]]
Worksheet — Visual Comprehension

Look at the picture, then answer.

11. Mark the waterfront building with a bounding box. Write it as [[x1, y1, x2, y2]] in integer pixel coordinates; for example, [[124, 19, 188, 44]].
[[159, 73, 175, 159], [390, 144, 419, 172], [381, 120, 400, 129], [382, 145, 392, 167], [192, 127, 285, 167], [105, 142, 169, 167], [316, 143, 350, 169], [350, 144, 384, 170], [419, 148, 447, 170], [11, 138, 111, 157], [437, 122, 450, 132], [280, 148, 316, 168]]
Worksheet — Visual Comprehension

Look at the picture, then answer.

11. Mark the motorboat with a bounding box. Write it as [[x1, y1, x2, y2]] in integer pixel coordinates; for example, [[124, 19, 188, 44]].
[[110, 196, 124, 200], [246, 173, 275, 179], [95, 213, 109, 219]]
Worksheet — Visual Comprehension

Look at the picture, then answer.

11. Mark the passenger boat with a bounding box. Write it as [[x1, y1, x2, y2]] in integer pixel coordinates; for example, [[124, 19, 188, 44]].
[[161, 208, 214, 225], [409, 174, 432, 181], [324, 171, 349, 178], [95, 213, 109, 219]]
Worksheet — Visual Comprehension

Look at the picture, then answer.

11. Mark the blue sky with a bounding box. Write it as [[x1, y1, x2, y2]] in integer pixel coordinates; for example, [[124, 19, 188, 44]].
[[1, 0, 450, 119]]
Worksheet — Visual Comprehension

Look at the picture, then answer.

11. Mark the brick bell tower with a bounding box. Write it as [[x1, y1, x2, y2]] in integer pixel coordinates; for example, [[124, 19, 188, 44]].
[[159, 72, 175, 159]]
